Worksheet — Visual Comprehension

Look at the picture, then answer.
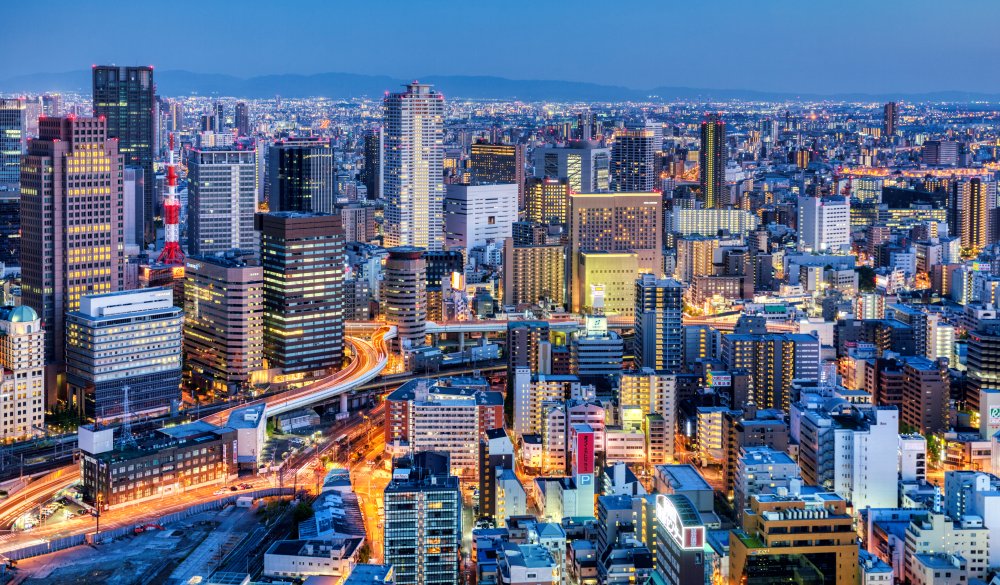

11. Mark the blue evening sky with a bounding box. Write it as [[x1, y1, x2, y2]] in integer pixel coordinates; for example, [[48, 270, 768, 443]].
[[1, 0, 997, 94]]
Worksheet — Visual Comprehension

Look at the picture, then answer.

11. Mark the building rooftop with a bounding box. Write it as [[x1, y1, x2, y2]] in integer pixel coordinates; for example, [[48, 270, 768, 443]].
[[656, 464, 712, 492], [226, 403, 266, 429]]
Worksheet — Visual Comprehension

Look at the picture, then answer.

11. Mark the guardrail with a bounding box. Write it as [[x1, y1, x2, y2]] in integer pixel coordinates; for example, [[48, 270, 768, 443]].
[[1, 487, 295, 562]]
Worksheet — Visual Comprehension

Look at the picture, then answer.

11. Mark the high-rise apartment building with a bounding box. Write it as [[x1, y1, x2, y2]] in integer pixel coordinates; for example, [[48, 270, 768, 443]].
[[383, 83, 445, 251], [183, 254, 264, 395], [383, 247, 427, 350], [956, 178, 990, 256], [340, 203, 377, 243], [721, 332, 820, 411], [507, 322, 550, 378], [92, 66, 156, 244], [634, 275, 684, 374], [384, 452, 461, 585], [260, 212, 345, 374], [267, 138, 336, 213], [883, 102, 898, 138], [187, 147, 258, 257], [0, 306, 44, 440], [526, 177, 570, 225], [568, 192, 662, 312], [234, 101, 250, 137], [470, 141, 526, 206], [611, 128, 656, 192], [444, 183, 518, 254], [66, 289, 182, 421], [502, 239, 565, 308], [532, 140, 611, 193], [699, 114, 727, 209], [21, 117, 124, 367]]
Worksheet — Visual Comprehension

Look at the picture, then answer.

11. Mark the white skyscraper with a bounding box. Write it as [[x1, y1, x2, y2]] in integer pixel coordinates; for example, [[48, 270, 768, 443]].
[[798, 195, 850, 253], [383, 82, 445, 251], [444, 183, 518, 255]]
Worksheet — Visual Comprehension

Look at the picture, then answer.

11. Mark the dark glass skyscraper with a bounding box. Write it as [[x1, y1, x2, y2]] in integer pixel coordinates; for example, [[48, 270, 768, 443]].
[[267, 138, 336, 213], [883, 101, 898, 138], [611, 128, 656, 192], [92, 65, 155, 245], [260, 212, 345, 374], [699, 113, 727, 209], [234, 101, 250, 136], [362, 128, 382, 200]]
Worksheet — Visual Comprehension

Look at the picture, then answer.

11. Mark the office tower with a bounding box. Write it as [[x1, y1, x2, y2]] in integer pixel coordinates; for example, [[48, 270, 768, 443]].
[[92, 66, 155, 244], [384, 247, 427, 349], [183, 254, 264, 395], [611, 128, 656, 192], [384, 452, 461, 585], [569, 192, 662, 312], [444, 183, 517, 254], [797, 196, 851, 252], [234, 101, 250, 136], [385, 377, 503, 480], [883, 102, 898, 138], [187, 146, 258, 257], [361, 128, 382, 200], [21, 117, 124, 367], [797, 403, 898, 510], [571, 316, 624, 377], [0, 193, 18, 268], [422, 250, 464, 287], [502, 238, 565, 308], [0, 306, 43, 440], [267, 138, 336, 213], [168, 101, 184, 131], [260, 212, 345, 374], [721, 333, 820, 411], [40, 94, 61, 117], [532, 140, 611, 193], [729, 490, 857, 585], [470, 141, 526, 206], [956, 178, 990, 256], [383, 82, 445, 250], [0, 98, 26, 190], [923, 140, 960, 166], [634, 274, 683, 373], [214, 102, 224, 132], [699, 114, 727, 209], [340, 203, 377, 243], [526, 177, 570, 225], [66, 289, 182, 421]]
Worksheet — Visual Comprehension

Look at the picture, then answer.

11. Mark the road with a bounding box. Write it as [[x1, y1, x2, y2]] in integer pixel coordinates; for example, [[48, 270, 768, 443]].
[[0, 327, 394, 557]]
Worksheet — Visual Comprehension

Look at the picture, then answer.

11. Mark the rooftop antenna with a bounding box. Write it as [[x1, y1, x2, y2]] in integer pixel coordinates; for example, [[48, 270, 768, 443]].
[[118, 384, 138, 451]]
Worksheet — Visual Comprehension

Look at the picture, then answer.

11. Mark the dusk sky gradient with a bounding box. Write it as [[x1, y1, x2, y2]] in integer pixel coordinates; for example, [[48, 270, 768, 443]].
[[3, 0, 999, 94]]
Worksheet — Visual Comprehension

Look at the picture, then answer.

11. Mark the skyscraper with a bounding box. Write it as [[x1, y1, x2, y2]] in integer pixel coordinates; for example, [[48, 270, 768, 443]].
[[699, 114, 727, 209], [957, 178, 990, 256], [443, 183, 518, 254], [21, 117, 124, 368], [361, 128, 382, 200], [634, 275, 684, 373], [383, 451, 461, 585], [0, 306, 44, 440], [568, 192, 663, 312], [267, 138, 336, 213], [184, 254, 264, 395], [526, 177, 570, 225], [234, 101, 250, 137], [531, 140, 611, 193], [611, 128, 656, 192], [0, 98, 26, 190], [383, 247, 427, 350], [469, 141, 526, 206], [383, 82, 445, 251], [187, 147, 258, 257], [883, 101, 898, 138], [92, 65, 155, 244], [260, 212, 345, 375]]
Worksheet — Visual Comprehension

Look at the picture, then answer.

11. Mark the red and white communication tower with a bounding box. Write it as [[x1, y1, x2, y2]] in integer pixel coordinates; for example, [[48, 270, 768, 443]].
[[157, 134, 185, 265]]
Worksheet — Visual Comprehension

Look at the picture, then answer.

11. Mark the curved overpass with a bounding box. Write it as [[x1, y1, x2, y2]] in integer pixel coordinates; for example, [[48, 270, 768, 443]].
[[204, 325, 395, 425]]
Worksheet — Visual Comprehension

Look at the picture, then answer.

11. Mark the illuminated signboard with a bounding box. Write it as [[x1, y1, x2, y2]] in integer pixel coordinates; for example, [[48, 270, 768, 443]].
[[990, 407, 1000, 426], [655, 494, 705, 551]]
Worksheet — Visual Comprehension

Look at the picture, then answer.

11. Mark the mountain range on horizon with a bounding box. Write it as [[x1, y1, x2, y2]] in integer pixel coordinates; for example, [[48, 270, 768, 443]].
[[2, 69, 1000, 103]]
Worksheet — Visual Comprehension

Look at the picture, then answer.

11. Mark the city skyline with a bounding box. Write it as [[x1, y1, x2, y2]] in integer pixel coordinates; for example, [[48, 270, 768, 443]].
[[3, 0, 1000, 95]]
